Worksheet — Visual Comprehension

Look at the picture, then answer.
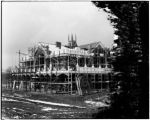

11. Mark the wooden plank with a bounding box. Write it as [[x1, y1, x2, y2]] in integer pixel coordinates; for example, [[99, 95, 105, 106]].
[[30, 82, 71, 84]]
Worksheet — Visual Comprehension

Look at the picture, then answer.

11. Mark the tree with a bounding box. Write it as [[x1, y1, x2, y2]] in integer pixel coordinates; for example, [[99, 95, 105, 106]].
[[6, 67, 13, 80], [92, 1, 149, 118]]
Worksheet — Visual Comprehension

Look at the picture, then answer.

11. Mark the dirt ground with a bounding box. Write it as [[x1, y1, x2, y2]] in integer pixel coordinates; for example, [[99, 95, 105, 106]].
[[2, 89, 110, 119]]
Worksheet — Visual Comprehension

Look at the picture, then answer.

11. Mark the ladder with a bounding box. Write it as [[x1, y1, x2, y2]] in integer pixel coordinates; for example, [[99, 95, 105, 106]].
[[98, 74, 102, 91], [91, 74, 95, 89], [68, 72, 72, 94]]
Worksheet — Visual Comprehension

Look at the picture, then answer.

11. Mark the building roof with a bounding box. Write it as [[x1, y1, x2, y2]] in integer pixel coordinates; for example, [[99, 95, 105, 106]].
[[79, 41, 105, 50], [25, 41, 105, 61], [29, 42, 93, 58]]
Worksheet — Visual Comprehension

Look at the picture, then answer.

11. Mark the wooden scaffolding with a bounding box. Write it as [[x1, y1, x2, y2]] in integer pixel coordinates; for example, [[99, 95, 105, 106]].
[[10, 42, 113, 95]]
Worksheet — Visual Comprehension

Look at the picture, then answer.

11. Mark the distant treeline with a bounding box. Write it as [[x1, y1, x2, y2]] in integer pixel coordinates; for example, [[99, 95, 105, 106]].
[[2, 72, 8, 84]]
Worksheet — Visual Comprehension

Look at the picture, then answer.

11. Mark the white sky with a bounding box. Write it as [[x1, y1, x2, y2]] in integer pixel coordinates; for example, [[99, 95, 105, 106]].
[[2, 2, 114, 71]]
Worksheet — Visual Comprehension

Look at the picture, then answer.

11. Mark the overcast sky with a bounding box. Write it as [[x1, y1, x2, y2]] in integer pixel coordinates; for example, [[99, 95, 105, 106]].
[[2, 2, 114, 71]]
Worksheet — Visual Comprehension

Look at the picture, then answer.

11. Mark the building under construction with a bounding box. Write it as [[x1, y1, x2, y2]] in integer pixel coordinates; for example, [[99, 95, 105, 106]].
[[10, 35, 113, 95]]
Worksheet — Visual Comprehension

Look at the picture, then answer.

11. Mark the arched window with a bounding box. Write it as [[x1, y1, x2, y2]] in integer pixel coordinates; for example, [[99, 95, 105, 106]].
[[86, 57, 92, 67], [34, 48, 45, 71], [78, 57, 85, 67]]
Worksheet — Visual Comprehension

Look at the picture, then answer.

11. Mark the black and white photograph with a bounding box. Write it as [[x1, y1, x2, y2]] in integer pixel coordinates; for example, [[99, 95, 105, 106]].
[[1, 1, 149, 119]]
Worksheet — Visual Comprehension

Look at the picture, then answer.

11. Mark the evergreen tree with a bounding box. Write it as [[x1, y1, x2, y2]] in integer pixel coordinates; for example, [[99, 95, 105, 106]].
[[92, 1, 149, 118]]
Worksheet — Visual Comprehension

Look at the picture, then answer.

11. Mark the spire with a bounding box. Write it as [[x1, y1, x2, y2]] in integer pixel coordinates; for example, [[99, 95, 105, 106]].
[[75, 34, 77, 41], [71, 33, 73, 41], [68, 34, 70, 41]]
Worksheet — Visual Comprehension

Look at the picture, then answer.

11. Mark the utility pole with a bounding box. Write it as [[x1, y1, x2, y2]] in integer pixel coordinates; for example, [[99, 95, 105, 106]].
[[105, 49, 107, 64], [19, 50, 20, 72]]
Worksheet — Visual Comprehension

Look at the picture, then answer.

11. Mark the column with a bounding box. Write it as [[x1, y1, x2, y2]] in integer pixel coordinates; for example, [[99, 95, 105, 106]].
[[44, 56, 46, 72], [13, 80, 16, 90]]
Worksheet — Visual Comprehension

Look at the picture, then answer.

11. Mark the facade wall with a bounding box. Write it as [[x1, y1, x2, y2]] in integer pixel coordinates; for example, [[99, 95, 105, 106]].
[[10, 43, 113, 95]]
